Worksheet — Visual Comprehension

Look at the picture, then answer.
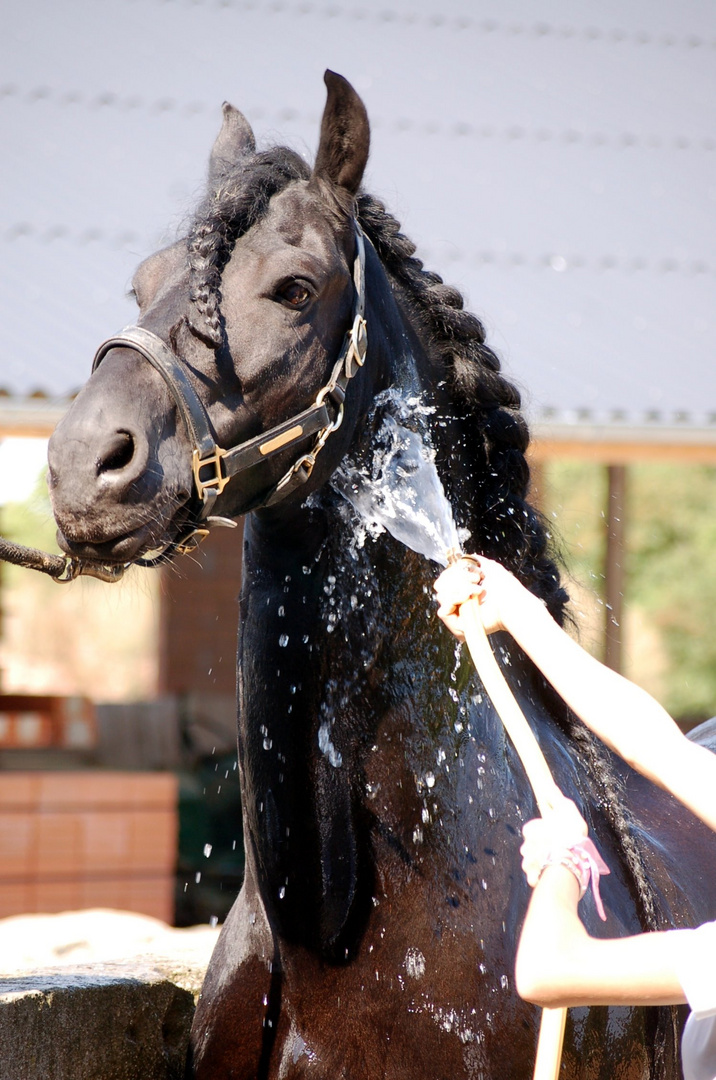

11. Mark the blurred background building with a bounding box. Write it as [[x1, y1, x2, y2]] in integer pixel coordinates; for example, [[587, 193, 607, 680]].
[[0, 0, 714, 922]]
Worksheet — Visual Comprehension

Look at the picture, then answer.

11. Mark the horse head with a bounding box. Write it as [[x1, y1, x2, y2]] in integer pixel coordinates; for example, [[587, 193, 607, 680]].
[[48, 72, 382, 565]]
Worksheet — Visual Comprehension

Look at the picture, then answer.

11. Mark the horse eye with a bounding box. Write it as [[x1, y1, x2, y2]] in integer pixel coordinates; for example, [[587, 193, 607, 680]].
[[278, 281, 311, 308]]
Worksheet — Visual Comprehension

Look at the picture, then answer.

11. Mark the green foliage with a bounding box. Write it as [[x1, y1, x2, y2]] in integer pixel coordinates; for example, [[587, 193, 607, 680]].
[[0, 468, 56, 559], [544, 461, 716, 723], [0, 469, 160, 702]]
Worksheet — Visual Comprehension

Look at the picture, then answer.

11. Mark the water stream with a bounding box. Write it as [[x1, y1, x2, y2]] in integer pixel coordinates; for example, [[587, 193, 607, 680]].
[[333, 410, 467, 567]]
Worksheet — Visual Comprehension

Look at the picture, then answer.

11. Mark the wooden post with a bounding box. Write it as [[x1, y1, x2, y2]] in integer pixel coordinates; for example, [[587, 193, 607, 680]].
[[604, 464, 627, 673], [527, 456, 544, 514]]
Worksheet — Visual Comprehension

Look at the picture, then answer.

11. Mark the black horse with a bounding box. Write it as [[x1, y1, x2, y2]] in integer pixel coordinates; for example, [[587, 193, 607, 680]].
[[48, 73, 716, 1079]]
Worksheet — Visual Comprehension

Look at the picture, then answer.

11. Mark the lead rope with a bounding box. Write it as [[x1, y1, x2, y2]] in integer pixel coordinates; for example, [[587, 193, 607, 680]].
[[0, 537, 127, 583]]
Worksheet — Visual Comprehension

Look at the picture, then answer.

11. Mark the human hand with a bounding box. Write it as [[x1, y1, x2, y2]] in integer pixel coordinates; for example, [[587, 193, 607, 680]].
[[519, 798, 589, 887], [434, 557, 485, 641], [434, 555, 527, 640]]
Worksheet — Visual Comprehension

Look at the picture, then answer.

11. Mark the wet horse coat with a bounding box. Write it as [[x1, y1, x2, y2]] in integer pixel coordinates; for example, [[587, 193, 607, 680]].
[[48, 74, 716, 1078]]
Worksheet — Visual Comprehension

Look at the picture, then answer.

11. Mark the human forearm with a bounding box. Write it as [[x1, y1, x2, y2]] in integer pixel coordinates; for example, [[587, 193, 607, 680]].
[[435, 556, 716, 832], [502, 595, 716, 832], [516, 865, 687, 1009], [515, 864, 586, 1005]]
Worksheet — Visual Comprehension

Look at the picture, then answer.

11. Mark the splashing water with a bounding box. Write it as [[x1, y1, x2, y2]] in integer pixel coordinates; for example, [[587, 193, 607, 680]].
[[333, 414, 467, 567]]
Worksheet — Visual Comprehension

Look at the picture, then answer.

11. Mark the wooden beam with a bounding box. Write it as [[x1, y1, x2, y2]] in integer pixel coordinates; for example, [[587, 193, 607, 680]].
[[531, 439, 716, 465], [530, 422, 716, 465], [604, 465, 627, 673]]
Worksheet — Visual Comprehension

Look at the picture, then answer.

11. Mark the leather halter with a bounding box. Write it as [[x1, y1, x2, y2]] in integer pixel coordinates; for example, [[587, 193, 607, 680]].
[[92, 223, 367, 556]]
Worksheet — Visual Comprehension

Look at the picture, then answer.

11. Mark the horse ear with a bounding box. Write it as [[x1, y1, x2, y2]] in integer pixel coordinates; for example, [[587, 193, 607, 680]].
[[311, 71, 370, 196], [208, 102, 256, 187]]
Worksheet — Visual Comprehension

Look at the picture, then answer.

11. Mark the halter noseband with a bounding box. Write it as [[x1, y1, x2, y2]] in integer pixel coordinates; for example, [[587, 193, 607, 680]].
[[91, 222, 368, 560]]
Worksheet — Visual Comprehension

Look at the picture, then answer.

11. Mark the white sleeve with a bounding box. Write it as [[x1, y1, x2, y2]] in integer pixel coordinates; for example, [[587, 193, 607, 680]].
[[673, 920, 716, 1021]]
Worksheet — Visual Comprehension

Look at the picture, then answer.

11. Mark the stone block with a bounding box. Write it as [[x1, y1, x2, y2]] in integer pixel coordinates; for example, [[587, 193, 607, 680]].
[[0, 962, 195, 1080]]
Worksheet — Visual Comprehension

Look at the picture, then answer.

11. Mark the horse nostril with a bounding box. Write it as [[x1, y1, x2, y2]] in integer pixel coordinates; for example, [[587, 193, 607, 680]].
[[97, 430, 136, 474]]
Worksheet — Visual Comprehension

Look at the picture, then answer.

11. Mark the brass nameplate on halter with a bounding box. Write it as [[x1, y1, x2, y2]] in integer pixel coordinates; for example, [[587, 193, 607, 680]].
[[260, 425, 304, 456]]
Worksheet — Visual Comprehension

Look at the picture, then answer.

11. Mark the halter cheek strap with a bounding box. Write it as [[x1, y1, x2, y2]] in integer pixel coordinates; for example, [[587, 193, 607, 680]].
[[92, 222, 368, 552]]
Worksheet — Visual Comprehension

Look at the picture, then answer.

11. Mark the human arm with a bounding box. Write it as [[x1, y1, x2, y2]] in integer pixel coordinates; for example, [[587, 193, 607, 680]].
[[515, 809, 688, 1009], [434, 557, 716, 835]]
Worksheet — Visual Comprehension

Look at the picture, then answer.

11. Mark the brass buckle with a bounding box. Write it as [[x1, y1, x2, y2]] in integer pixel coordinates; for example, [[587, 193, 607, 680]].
[[175, 528, 211, 555], [54, 558, 129, 584], [192, 446, 230, 501]]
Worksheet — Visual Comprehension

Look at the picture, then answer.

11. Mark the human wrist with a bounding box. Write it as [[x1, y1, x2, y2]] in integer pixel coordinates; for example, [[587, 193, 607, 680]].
[[536, 838, 611, 922], [502, 585, 552, 640]]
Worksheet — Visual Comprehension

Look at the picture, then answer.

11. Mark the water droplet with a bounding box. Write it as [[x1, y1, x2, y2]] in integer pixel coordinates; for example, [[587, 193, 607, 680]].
[[195, 871, 201, 883], [278, 634, 289, 647], [210, 915, 218, 927], [263, 737, 273, 750], [203, 843, 212, 858], [278, 605, 285, 617], [425, 772, 436, 788], [279, 886, 286, 899], [404, 947, 426, 979]]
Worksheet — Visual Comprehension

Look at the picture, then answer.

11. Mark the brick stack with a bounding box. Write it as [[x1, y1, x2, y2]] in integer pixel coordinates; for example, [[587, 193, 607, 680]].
[[0, 695, 96, 751], [0, 773, 177, 921]]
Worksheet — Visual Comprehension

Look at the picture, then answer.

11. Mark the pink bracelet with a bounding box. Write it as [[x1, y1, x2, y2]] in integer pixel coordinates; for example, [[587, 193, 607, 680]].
[[542, 838, 611, 922]]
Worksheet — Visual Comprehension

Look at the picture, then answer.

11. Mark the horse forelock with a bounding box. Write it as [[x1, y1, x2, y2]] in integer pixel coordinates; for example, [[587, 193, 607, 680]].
[[186, 146, 312, 346]]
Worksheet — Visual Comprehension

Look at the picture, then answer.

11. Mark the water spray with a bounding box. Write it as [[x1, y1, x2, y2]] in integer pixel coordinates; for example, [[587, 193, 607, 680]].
[[335, 412, 567, 1080]]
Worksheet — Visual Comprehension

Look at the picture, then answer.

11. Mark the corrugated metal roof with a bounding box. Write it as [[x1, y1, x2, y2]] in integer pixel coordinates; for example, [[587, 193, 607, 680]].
[[1, 0, 715, 434]]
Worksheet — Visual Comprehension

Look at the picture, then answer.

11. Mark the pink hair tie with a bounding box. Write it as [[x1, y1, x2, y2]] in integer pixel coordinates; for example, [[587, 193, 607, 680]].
[[545, 838, 611, 921]]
